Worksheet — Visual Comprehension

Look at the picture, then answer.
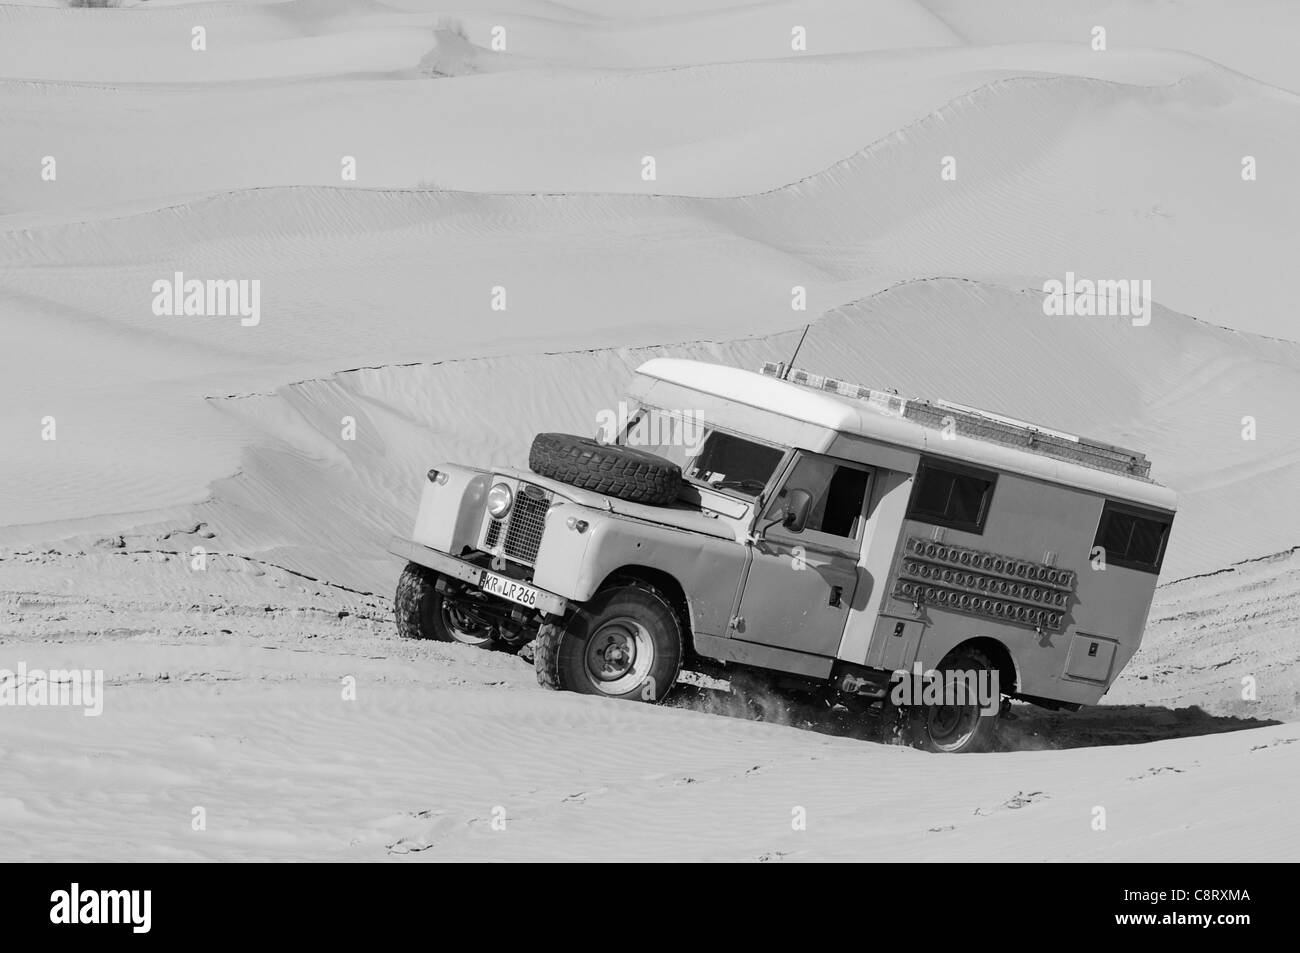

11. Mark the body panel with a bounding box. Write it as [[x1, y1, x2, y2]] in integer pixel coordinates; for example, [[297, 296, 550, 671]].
[[871, 467, 1167, 703], [693, 633, 835, 679], [534, 505, 746, 640], [836, 468, 916, 664], [734, 535, 859, 656], [732, 451, 874, 657], [411, 464, 491, 556]]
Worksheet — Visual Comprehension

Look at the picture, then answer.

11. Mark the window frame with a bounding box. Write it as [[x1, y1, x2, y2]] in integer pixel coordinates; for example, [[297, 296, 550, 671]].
[[760, 450, 875, 555], [1092, 500, 1173, 574], [904, 457, 998, 535], [618, 405, 789, 503]]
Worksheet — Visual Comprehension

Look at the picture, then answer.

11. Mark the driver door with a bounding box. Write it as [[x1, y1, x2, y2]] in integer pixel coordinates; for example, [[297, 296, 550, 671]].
[[732, 452, 873, 658]]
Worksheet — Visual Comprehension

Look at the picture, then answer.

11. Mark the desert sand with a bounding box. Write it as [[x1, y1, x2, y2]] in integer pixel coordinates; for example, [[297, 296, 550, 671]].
[[1, 0, 1296, 861]]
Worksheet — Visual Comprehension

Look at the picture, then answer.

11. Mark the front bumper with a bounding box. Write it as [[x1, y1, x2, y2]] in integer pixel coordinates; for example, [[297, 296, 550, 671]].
[[387, 535, 569, 617]]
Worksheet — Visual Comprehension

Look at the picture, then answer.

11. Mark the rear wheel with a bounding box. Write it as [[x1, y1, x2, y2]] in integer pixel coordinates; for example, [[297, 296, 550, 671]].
[[906, 646, 1002, 753], [394, 563, 521, 652], [535, 582, 682, 702]]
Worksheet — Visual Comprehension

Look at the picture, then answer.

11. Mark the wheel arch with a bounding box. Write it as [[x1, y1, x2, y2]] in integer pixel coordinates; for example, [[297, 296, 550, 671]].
[[596, 564, 695, 660], [945, 635, 1019, 697]]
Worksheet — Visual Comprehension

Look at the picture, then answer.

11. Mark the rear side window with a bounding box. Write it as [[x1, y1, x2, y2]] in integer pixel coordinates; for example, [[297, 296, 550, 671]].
[[906, 458, 996, 534], [1093, 501, 1173, 573]]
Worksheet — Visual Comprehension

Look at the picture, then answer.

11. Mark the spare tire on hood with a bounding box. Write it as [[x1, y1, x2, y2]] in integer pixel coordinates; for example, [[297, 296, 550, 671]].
[[528, 433, 681, 506]]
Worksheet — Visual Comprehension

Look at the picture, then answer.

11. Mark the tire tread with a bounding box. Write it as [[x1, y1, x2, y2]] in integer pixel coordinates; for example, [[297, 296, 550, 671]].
[[528, 433, 680, 506]]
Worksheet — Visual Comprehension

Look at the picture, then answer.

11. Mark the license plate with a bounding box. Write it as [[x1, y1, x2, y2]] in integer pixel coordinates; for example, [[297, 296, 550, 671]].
[[480, 570, 542, 609]]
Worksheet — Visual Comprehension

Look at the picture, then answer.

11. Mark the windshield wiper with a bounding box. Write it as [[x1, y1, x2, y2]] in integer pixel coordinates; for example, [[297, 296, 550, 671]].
[[709, 478, 768, 494]]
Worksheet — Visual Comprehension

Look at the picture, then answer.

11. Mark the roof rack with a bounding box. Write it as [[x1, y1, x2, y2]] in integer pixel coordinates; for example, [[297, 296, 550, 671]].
[[759, 362, 1151, 480]]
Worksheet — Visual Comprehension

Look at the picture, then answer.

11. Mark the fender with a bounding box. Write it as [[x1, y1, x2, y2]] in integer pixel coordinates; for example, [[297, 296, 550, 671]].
[[532, 503, 745, 638]]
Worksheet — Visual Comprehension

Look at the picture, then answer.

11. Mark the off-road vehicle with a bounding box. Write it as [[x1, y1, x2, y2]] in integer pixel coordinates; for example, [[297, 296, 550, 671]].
[[389, 359, 1177, 752]]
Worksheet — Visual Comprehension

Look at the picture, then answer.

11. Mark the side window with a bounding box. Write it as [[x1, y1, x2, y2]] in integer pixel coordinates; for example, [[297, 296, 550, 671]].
[[765, 453, 871, 541], [905, 458, 996, 534], [1093, 501, 1173, 573]]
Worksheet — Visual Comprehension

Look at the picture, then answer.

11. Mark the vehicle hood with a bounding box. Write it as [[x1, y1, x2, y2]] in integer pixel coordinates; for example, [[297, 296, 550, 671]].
[[496, 467, 744, 542]]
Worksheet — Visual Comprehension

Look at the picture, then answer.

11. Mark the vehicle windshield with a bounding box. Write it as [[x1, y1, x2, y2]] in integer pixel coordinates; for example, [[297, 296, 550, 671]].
[[618, 407, 785, 499]]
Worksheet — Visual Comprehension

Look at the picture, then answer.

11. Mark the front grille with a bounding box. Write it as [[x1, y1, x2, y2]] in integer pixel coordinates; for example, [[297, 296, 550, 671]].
[[503, 487, 550, 563], [481, 481, 551, 565]]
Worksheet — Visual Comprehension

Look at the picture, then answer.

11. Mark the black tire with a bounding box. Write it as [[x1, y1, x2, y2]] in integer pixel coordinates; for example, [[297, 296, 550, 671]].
[[394, 563, 522, 652], [905, 647, 1002, 753], [528, 433, 681, 506], [535, 582, 682, 701]]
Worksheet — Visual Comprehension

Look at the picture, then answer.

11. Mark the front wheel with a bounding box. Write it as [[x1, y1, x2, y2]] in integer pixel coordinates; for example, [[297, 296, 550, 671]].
[[905, 646, 1002, 753], [394, 563, 520, 652], [535, 582, 682, 702]]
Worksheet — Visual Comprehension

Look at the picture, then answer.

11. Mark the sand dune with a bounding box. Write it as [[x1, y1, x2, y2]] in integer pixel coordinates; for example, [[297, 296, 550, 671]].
[[0, 42, 1221, 217], [922, 0, 1300, 93], [4, 135, 1299, 552], [0, 0, 961, 85], [1108, 547, 1300, 723], [4, 59, 1296, 365]]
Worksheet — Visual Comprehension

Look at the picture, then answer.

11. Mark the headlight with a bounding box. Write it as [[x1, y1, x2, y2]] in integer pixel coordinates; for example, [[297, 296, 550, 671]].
[[486, 482, 513, 519]]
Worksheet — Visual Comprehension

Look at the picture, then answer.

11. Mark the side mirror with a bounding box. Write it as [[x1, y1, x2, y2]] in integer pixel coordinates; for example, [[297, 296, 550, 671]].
[[782, 488, 813, 534]]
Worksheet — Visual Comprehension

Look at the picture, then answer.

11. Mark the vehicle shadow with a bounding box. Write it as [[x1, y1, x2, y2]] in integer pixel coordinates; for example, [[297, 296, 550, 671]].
[[666, 678, 1280, 751], [999, 703, 1280, 751]]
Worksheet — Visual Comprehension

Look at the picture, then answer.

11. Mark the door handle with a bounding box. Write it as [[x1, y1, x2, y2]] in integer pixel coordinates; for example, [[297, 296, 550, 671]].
[[828, 585, 843, 608]]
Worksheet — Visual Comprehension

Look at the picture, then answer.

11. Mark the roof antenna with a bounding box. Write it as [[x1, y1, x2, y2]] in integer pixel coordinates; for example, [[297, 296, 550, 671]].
[[782, 324, 811, 380]]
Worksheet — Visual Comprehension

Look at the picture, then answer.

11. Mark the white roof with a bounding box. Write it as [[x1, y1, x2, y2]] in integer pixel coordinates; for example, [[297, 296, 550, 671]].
[[638, 358, 869, 431], [634, 358, 1178, 511]]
